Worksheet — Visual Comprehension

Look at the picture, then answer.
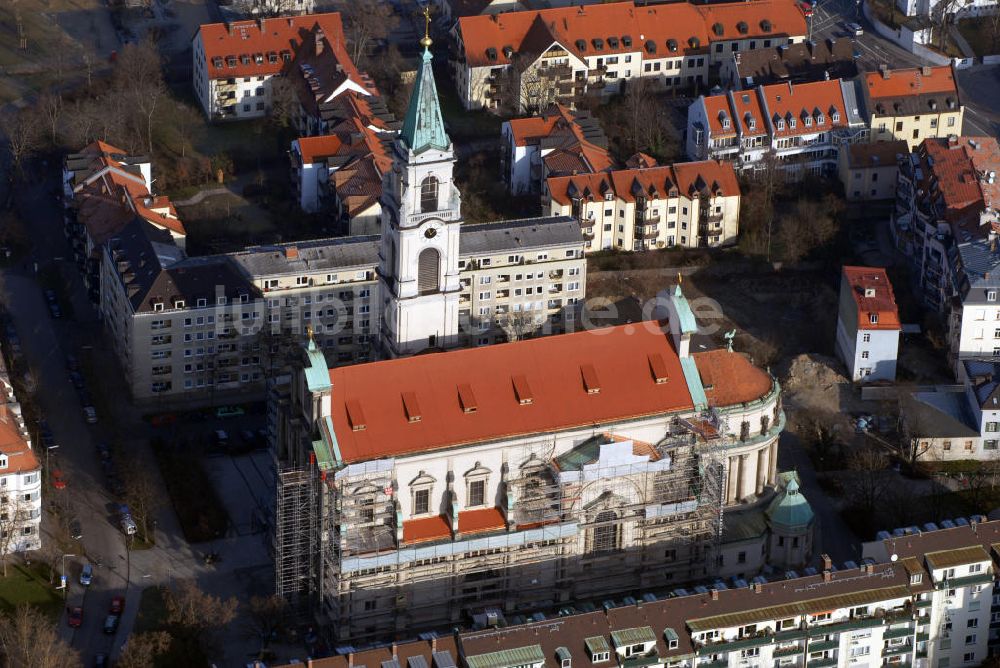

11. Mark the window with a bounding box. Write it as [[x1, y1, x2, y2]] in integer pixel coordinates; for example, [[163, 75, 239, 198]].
[[964, 653, 976, 664], [965, 634, 977, 645], [420, 175, 439, 212], [468, 479, 486, 507], [418, 248, 440, 294], [948, 116, 956, 127], [862, 333, 871, 343], [967, 618, 979, 628], [413, 489, 430, 515], [861, 351, 869, 359], [989, 291, 997, 302], [738, 551, 747, 564], [589, 510, 621, 553]]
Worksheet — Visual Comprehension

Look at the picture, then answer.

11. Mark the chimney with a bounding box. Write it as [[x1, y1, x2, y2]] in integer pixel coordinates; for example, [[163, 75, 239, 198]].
[[922, 65, 932, 76], [711, 589, 719, 600], [432, 637, 438, 652], [880, 64, 890, 79], [821, 554, 832, 570], [823, 570, 832, 582], [349, 654, 355, 668], [286, 246, 299, 260], [392, 642, 398, 658], [753, 582, 763, 593]]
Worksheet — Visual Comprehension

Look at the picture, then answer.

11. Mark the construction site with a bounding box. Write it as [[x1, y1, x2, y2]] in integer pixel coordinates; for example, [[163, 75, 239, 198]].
[[273, 410, 736, 642]]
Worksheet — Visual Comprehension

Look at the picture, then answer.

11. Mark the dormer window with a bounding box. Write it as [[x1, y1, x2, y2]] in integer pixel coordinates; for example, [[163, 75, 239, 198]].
[[197, 298, 207, 308], [174, 300, 185, 309], [212, 56, 223, 68], [988, 290, 997, 302], [153, 302, 164, 312], [585, 637, 611, 664], [817, 113, 825, 124], [217, 296, 227, 306], [722, 118, 731, 130], [0, 455, 8, 470], [777, 119, 785, 130], [832, 111, 840, 123], [869, 313, 879, 324], [789, 118, 797, 129], [865, 287, 876, 298], [804, 116, 812, 127], [556, 647, 572, 668]]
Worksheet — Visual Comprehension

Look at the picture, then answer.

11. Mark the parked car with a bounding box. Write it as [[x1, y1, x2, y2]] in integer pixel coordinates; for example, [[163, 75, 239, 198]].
[[69, 519, 83, 540], [69, 371, 85, 390], [102, 614, 119, 635], [847, 21, 863, 35], [216, 405, 245, 419], [52, 470, 67, 490], [67, 606, 83, 628], [119, 507, 136, 536], [93, 654, 107, 668], [110, 596, 124, 614], [83, 406, 98, 424], [79, 563, 93, 586]]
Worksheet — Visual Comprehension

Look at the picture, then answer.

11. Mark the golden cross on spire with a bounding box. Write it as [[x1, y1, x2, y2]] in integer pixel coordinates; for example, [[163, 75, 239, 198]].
[[420, 5, 433, 49]]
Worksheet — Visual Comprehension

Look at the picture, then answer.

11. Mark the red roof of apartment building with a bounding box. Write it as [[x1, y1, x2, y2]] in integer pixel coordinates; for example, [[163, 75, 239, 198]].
[[703, 94, 738, 137], [0, 409, 38, 474], [458, 0, 806, 68], [864, 65, 957, 100], [842, 266, 901, 331], [547, 160, 739, 206], [759, 79, 848, 137], [920, 136, 1000, 227], [196, 13, 349, 80], [729, 88, 768, 136], [507, 105, 613, 175]]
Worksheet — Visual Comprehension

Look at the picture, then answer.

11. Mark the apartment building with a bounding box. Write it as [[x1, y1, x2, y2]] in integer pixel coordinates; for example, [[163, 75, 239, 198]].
[[721, 37, 857, 89], [191, 13, 376, 121], [838, 140, 907, 202], [835, 266, 901, 383], [278, 519, 1000, 668], [453, 0, 807, 112], [863, 65, 963, 150], [890, 136, 1000, 371], [61, 141, 185, 301], [686, 79, 867, 179], [502, 105, 611, 196], [545, 160, 740, 252], [0, 354, 40, 555], [290, 118, 394, 235], [272, 282, 788, 640]]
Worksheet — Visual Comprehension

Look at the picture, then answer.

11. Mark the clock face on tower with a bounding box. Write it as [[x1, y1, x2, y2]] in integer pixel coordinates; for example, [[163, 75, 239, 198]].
[[424, 227, 437, 239]]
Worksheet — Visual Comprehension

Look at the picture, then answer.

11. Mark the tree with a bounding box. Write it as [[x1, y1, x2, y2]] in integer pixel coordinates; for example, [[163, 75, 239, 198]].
[[737, 153, 782, 259], [496, 311, 538, 342], [164, 580, 239, 655], [342, 0, 398, 69], [846, 446, 890, 516], [119, 452, 160, 544], [38, 93, 62, 146], [0, 495, 34, 577], [113, 40, 167, 154], [0, 604, 81, 668], [775, 194, 841, 264], [498, 54, 546, 116], [0, 109, 42, 178], [244, 594, 288, 652], [268, 75, 301, 132], [116, 631, 172, 668]]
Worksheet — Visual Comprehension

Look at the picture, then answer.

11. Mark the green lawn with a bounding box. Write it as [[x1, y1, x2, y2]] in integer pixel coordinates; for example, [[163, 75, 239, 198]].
[[0, 563, 63, 618]]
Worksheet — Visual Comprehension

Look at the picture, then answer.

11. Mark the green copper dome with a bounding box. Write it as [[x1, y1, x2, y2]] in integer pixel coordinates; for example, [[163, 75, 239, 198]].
[[766, 477, 814, 531], [400, 48, 450, 154]]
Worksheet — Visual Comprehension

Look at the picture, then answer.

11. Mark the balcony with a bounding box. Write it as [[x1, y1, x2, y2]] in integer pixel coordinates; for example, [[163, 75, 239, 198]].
[[621, 654, 661, 668], [808, 658, 837, 668], [809, 641, 839, 652], [549, 270, 564, 279], [496, 289, 510, 299], [775, 645, 803, 657], [882, 642, 913, 656], [883, 628, 914, 640]]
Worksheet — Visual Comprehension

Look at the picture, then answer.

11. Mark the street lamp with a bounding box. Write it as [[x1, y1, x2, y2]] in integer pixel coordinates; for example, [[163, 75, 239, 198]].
[[45, 445, 58, 485], [59, 553, 75, 600]]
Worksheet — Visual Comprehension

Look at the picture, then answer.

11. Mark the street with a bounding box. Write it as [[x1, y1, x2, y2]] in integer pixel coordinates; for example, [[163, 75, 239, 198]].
[[1, 167, 279, 665]]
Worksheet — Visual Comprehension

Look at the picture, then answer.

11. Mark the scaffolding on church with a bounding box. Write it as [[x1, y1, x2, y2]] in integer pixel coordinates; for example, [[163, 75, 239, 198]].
[[274, 463, 319, 620]]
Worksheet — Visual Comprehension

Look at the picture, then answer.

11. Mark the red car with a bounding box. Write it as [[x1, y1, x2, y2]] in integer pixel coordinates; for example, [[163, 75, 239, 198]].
[[67, 606, 83, 628], [110, 596, 124, 615], [52, 470, 66, 490]]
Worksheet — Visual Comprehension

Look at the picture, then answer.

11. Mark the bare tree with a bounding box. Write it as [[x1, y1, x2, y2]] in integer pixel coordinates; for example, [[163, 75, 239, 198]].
[[116, 631, 172, 668], [113, 40, 167, 154], [498, 54, 546, 116], [268, 75, 301, 132], [37, 93, 62, 146], [120, 453, 160, 544], [775, 195, 841, 264], [0, 109, 42, 178], [165, 580, 239, 655], [846, 446, 891, 516], [0, 604, 82, 668], [0, 494, 34, 577], [342, 0, 398, 69], [496, 311, 538, 343], [244, 594, 289, 652], [898, 397, 933, 467]]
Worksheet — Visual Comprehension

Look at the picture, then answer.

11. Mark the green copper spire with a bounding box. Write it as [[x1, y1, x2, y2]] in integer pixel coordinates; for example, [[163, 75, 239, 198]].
[[400, 30, 450, 154]]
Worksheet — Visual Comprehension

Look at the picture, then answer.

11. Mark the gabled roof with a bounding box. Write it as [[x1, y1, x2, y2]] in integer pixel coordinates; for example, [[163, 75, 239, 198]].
[[864, 65, 959, 112], [728, 88, 768, 136], [458, 0, 806, 68], [325, 323, 695, 463], [842, 266, 901, 331], [733, 38, 857, 84], [546, 160, 738, 207], [0, 411, 38, 474], [760, 79, 849, 137], [195, 13, 349, 80], [918, 136, 1000, 229]]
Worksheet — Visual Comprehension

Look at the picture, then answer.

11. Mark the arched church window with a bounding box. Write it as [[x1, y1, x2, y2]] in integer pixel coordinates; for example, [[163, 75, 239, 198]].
[[417, 248, 440, 294], [589, 510, 621, 553], [420, 176, 439, 213]]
